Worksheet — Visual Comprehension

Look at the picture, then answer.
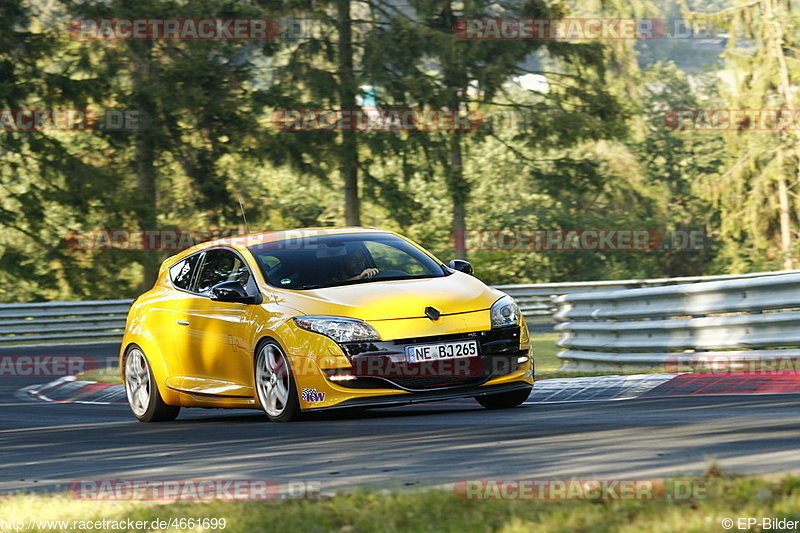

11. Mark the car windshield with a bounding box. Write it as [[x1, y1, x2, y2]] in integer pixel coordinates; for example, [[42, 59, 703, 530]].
[[248, 233, 448, 290]]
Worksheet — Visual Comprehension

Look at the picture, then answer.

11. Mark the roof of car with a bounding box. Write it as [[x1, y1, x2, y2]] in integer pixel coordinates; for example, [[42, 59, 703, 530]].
[[227, 226, 390, 245], [178, 226, 394, 255]]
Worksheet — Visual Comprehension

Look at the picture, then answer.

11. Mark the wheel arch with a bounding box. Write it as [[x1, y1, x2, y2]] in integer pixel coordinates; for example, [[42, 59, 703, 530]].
[[252, 335, 297, 409], [120, 339, 181, 406]]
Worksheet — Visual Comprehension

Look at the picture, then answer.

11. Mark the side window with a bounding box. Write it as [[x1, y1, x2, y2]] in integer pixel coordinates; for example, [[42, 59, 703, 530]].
[[169, 254, 201, 291], [195, 249, 251, 295]]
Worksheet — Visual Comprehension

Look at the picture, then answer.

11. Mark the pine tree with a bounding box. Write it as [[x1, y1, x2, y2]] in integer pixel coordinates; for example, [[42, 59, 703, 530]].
[[59, 0, 281, 289], [688, 0, 800, 269], [360, 0, 628, 259]]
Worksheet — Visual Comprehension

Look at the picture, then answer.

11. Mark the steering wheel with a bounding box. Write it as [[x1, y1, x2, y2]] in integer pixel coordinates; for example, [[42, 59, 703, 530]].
[[372, 269, 408, 279]]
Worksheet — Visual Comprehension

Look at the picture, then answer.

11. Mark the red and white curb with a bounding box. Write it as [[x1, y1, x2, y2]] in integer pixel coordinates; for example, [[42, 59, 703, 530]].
[[18, 371, 800, 407], [525, 371, 800, 404], [18, 376, 127, 405], [525, 374, 676, 404]]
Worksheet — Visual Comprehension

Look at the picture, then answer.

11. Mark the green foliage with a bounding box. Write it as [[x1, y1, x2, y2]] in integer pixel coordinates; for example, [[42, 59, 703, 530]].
[[686, 0, 800, 271], [2, 0, 792, 302], [5, 473, 800, 533]]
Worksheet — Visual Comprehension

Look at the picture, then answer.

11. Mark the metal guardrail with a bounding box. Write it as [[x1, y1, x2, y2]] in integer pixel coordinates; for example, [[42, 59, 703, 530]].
[[1, 269, 797, 345], [554, 271, 800, 371], [495, 269, 800, 324], [0, 300, 133, 345]]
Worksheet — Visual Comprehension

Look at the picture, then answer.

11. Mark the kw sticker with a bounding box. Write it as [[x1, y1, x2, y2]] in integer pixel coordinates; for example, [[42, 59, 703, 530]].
[[301, 388, 325, 402]]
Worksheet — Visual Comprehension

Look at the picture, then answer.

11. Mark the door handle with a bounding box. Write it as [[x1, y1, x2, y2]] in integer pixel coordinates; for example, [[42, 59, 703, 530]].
[[176, 320, 190, 326]]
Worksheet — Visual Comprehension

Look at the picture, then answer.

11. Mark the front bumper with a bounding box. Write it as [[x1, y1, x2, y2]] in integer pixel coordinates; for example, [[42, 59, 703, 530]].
[[306, 380, 533, 411], [333, 325, 527, 391], [288, 323, 533, 411]]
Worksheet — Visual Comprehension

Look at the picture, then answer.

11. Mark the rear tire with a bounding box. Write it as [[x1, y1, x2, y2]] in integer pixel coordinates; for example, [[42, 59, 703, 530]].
[[124, 346, 180, 422], [255, 340, 301, 422], [476, 386, 532, 410]]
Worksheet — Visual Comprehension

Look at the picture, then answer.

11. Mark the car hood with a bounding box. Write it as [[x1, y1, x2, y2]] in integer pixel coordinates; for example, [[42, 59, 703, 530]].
[[271, 272, 503, 321]]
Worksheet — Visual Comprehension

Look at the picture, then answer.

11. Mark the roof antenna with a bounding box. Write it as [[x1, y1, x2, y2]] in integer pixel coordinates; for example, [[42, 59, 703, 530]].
[[237, 196, 251, 234]]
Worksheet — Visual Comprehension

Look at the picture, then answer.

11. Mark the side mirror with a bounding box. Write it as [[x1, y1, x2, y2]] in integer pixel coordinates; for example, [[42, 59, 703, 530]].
[[448, 259, 473, 275], [210, 281, 257, 304]]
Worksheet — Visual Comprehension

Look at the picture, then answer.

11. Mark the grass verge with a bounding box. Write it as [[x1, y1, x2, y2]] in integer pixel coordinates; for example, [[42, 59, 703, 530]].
[[531, 332, 685, 380], [2, 473, 799, 532], [73, 368, 122, 384]]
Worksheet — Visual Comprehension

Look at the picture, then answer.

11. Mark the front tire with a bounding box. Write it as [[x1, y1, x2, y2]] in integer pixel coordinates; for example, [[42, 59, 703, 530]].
[[255, 340, 301, 422], [124, 346, 180, 422], [476, 386, 532, 410]]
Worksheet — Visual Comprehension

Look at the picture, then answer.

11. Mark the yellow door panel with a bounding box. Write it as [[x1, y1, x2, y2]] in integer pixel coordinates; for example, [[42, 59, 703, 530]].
[[173, 377, 253, 397], [174, 295, 255, 397]]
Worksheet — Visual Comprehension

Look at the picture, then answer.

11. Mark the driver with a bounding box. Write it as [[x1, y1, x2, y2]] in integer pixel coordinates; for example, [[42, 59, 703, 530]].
[[338, 252, 379, 281]]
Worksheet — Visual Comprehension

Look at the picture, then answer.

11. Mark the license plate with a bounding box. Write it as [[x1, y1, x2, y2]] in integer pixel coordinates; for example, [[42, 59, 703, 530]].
[[405, 340, 479, 363]]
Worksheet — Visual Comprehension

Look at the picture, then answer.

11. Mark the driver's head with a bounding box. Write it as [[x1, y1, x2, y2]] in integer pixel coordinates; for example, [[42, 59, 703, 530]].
[[340, 252, 366, 277]]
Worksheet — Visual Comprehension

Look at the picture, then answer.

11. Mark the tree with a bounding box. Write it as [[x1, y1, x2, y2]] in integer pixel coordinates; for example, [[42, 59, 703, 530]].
[[0, 0, 123, 301], [59, 0, 281, 289], [266, 0, 375, 226], [687, 0, 800, 270], [361, 0, 628, 259]]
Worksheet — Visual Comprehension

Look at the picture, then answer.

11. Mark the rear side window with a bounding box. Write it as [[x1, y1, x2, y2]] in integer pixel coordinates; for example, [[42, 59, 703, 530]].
[[195, 249, 251, 295], [169, 254, 201, 291]]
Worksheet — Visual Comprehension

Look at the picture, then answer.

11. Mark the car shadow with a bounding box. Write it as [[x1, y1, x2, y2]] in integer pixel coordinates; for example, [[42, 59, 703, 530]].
[[171, 401, 488, 424]]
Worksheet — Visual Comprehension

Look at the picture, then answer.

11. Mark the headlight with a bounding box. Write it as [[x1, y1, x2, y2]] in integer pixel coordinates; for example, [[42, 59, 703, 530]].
[[293, 315, 380, 342], [490, 295, 520, 328]]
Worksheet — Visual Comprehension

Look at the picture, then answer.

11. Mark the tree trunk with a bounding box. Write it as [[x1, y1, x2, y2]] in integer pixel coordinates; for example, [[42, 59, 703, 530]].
[[778, 174, 793, 269], [131, 40, 159, 290], [766, 0, 796, 269], [337, 0, 360, 226], [449, 129, 468, 260]]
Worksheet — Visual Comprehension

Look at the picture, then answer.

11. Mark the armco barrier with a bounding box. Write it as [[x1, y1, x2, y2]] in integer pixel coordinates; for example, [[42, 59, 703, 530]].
[[493, 269, 800, 324], [0, 270, 796, 345], [554, 272, 800, 371], [0, 300, 133, 345]]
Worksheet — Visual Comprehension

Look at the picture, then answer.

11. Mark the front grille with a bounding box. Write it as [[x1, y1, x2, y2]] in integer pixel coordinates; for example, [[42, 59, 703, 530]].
[[332, 326, 525, 391]]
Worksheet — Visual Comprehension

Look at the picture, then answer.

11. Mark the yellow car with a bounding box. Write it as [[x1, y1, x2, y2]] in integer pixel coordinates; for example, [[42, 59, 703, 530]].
[[121, 227, 533, 422]]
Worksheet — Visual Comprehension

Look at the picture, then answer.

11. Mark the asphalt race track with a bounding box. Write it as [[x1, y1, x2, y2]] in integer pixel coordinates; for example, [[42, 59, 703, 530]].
[[2, 342, 800, 496]]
